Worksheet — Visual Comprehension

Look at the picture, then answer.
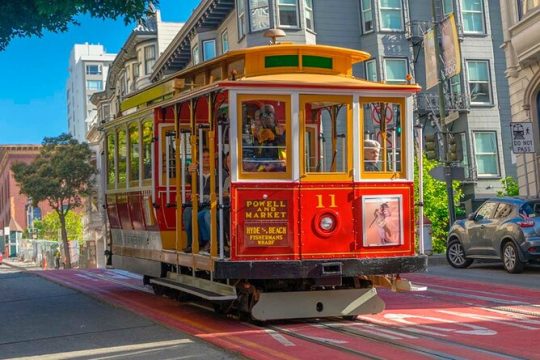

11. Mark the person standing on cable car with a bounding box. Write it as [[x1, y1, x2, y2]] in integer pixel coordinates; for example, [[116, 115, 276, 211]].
[[183, 148, 217, 254]]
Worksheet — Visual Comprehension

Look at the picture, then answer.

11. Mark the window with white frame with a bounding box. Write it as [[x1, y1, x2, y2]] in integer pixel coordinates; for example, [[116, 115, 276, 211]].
[[278, 0, 299, 27], [379, 0, 403, 31], [221, 30, 229, 53], [473, 131, 499, 177], [304, 0, 314, 31], [144, 45, 156, 75], [86, 64, 102, 75], [458, 132, 470, 178], [192, 44, 200, 65], [383, 58, 407, 84], [86, 80, 103, 90], [360, 0, 374, 33], [365, 59, 378, 81], [461, 0, 485, 34], [249, 0, 270, 32], [466, 60, 492, 105], [237, 0, 246, 39], [203, 39, 216, 61], [443, 0, 453, 15]]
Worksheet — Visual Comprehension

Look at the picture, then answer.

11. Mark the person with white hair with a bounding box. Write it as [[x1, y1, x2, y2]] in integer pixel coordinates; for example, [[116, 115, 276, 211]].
[[364, 139, 381, 171]]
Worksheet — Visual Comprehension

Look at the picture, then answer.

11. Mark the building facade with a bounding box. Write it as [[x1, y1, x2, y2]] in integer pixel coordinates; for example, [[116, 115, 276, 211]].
[[150, 0, 513, 212], [499, 0, 540, 196], [0, 146, 54, 256], [86, 10, 182, 268], [66, 44, 116, 143]]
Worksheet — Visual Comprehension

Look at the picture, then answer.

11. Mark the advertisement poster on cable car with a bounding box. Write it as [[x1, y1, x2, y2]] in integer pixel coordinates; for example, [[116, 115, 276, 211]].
[[362, 195, 403, 247]]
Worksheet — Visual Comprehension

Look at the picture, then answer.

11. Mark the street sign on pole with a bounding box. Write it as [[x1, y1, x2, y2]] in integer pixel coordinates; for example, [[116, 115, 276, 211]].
[[511, 122, 535, 153], [429, 165, 465, 181]]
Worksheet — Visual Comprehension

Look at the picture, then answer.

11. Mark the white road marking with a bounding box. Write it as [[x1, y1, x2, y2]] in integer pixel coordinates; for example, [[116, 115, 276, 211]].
[[265, 329, 296, 347], [439, 309, 540, 330], [384, 313, 497, 336], [12, 339, 193, 360]]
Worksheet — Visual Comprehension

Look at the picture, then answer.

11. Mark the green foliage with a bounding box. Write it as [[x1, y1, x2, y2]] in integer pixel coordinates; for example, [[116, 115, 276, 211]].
[[497, 176, 519, 197], [0, 0, 155, 50], [12, 133, 97, 268], [414, 156, 463, 253], [33, 212, 83, 243]]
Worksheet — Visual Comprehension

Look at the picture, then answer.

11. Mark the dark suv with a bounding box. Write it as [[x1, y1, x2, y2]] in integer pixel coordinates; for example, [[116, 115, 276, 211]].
[[446, 197, 540, 273]]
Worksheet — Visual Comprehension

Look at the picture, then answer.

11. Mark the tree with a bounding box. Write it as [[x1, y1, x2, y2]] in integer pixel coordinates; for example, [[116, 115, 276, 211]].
[[12, 134, 97, 268], [0, 0, 156, 51], [33, 211, 83, 243], [415, 155, 463, 253]]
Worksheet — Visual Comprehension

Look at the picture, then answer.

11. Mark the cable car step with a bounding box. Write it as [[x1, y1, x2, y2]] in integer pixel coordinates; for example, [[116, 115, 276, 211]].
[[251, 287, 384, 321], [150, 274, 237, 301]]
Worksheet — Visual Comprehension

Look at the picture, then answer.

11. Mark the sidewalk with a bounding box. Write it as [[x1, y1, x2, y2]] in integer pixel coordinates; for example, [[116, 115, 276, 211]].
[[426, 254, 448, 267], [3, 258, 45, 271]]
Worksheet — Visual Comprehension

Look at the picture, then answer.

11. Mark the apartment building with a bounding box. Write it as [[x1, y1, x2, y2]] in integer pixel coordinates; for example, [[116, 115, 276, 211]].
[[499, 0, 540, 196], [0, 146, 54, 256], [66, 43, 116, 143]]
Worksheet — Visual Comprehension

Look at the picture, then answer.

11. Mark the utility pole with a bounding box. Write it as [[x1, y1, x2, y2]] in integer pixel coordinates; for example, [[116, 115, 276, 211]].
[[431, 0, 456, 225]]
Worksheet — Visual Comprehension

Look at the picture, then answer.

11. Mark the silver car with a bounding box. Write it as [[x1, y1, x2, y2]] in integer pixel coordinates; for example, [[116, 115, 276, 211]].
[[446, 197, 540, 273]]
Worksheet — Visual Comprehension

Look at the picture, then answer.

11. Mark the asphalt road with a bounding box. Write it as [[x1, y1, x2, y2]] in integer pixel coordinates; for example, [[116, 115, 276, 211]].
[[0, 264, 240, 360]]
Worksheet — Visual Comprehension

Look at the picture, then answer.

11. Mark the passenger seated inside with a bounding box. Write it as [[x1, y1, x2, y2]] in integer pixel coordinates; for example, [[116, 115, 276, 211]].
[[243, 103, 286, 172], [364, 139, 381, 171]]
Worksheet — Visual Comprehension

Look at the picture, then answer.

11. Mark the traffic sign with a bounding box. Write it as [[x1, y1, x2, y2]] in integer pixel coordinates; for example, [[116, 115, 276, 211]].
[[511, 122, 535, 153]]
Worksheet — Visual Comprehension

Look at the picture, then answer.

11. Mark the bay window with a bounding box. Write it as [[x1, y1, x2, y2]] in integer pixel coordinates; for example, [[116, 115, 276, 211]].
[[473, 131, 499, 177], [461, 0, 485, 34], [379, 0, 403, 31], [466, 60, 492, 105]]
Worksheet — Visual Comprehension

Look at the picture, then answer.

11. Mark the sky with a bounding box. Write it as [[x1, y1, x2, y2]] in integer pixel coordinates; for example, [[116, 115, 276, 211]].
[[0, 0, 201, 145]]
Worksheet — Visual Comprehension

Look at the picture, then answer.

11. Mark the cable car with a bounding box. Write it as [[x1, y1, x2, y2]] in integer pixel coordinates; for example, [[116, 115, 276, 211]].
[[103, 42, 427, 320]]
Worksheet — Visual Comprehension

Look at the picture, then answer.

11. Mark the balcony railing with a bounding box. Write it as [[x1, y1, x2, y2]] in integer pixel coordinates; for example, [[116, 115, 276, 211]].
[[416, 92, 470, 114], [405, 20, 431, 42]]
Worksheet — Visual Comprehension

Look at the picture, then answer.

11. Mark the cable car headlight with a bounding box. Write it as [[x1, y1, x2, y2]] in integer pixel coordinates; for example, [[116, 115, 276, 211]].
[[320, 215, 335, 231]]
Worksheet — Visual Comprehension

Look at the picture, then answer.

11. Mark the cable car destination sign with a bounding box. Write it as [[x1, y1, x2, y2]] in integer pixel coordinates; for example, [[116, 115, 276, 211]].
[[511, 122, 535, 154]]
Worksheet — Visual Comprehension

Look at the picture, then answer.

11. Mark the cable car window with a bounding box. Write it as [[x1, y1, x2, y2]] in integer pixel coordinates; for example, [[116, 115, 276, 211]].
[[361, 100, 404, 177], [117, 129, 127, 187], [303, 100, 349, 173], [239, 97, 289, 176], [106, 133, 115, 189], [128, 122, 140, 186], [160, 126, 176, 185], [142, 121, 153, 183]]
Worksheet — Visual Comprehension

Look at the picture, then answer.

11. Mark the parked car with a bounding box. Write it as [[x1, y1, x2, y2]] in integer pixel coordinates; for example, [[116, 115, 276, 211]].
[[446, 197, 540, 273], [0, 251, 3, 265]]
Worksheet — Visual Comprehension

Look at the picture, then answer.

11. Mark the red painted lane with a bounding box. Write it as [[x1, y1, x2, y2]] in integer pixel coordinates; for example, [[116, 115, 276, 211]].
[[277, 320, 515, 360], [36, 270, 365, 360], [356, 276, 540, 359]]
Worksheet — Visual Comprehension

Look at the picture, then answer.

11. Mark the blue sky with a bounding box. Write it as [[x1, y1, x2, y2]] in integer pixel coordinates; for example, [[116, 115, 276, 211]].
[[0, 0, 200, 144]]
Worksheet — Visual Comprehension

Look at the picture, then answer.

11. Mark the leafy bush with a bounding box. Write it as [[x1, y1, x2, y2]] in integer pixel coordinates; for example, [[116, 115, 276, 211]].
[[415, 156, 463, 253], [497, 176, 519, 197]]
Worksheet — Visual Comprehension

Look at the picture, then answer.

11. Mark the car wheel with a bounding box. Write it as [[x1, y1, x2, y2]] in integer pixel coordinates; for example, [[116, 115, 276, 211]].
[[446, 239, 473, 268], [502, 242, 525, 274]]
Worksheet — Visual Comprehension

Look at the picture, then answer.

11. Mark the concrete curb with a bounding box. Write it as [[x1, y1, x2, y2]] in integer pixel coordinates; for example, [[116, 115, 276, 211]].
[[426, 254, 449, 267], [3, 259, 43, 271]]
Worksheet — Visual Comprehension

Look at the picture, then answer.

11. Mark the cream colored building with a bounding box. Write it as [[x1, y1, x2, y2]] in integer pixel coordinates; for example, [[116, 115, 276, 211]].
[[500, 0, 540, 196]]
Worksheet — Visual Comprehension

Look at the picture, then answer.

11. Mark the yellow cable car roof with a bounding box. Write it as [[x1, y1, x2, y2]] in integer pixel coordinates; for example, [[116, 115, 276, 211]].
[[221, 73, 421, 93], [229, 43, 372, 64]]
